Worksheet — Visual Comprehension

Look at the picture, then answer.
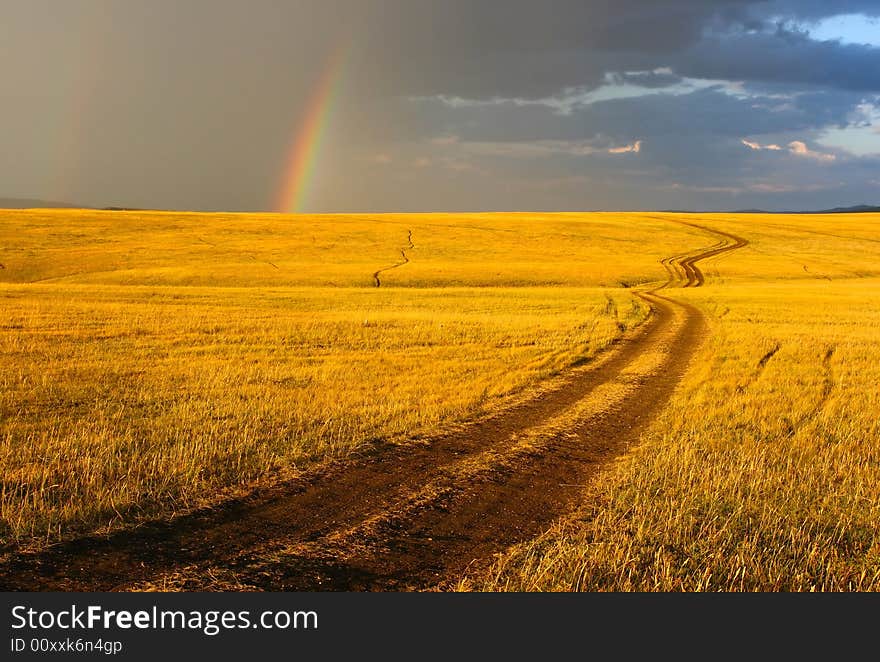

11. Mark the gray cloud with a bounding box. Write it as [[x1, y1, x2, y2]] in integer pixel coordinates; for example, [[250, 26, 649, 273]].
[[609, 70, 685, 88], [1, 0, 879, 212], [675, 31, 880, 92]]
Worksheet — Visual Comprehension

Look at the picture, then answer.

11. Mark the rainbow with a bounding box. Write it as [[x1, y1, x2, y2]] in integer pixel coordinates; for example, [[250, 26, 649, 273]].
[[276, 47, 348, 214]]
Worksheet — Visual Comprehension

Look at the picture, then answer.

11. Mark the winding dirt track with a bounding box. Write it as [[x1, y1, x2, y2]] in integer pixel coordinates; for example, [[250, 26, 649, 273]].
[[0, 220, 747, 592], [372, 230, 414, 287]]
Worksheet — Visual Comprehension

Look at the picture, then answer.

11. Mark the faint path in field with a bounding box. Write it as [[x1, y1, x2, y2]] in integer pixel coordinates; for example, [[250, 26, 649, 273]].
[[757, 221, 880, 244], [734, 341, 781, 394], [24, 235, 282, 284], [0, 220, 748, 592], [195, 235, 280, 270], [758, 343, 781, 369], [785, 345, 836, 436], [339, 215, 519, 235], [372, 230, 414, 287]]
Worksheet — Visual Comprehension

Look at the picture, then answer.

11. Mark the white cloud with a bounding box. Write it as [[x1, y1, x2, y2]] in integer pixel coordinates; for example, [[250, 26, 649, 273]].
[[460, 138, 642, 158], [608, 140, 642, 154], [741, 138, 834, 161], [741, 139, 782, 150], [787, 140, 836, 161], [423, 68, 752, 116]]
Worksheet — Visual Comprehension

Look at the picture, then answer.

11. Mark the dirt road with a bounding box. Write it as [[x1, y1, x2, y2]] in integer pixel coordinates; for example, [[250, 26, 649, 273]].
[[0, 220, 748, 591]]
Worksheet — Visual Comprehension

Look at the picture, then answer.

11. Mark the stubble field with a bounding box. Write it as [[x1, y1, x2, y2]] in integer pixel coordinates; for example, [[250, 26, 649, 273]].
[[1, 210, 693, 548], [464, 215, 880, 591], [1, 209, 878, 592]]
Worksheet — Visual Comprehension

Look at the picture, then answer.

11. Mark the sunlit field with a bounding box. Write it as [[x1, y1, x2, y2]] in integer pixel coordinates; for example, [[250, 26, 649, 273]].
[[4, 210, 880, 591], [1, 209, 708, 549], [465, 214, 880, 591]]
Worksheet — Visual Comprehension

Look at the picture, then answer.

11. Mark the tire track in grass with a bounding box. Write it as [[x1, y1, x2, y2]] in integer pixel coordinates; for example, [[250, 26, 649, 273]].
[[372, 230, 414, 287], [784, 345, 837, 437], [0, 220, 748, 591]]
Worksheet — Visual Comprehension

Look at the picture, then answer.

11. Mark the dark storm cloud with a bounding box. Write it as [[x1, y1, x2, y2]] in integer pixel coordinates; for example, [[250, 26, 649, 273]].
[[675, 30, 880, 92], [353, 0, 880, 99], [405, 86, 863, 144], [1, 0, 879, 212], [341, 82, 871, 212], [355, 0, 762, 99]]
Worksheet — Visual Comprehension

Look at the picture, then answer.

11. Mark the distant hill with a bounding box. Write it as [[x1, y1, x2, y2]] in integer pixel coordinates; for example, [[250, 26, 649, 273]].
[[4, 198, 878, 215], [731, 204, 880, 214], [814, 205, 880, 214], [0, 198, 144, 211], [0, 197, 83, 209]]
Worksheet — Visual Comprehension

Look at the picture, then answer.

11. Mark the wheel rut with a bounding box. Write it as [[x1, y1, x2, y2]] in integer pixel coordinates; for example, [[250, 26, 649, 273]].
[[372, 230, 414, 287], [0, 220, 748, 591]]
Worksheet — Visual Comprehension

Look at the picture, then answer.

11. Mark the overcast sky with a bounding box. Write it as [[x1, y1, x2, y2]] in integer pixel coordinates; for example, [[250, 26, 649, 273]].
[[2, 0, 880, 212]]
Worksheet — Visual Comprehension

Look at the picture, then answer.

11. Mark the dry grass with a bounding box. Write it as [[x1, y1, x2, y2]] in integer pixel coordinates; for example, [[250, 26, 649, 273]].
[[1, 209, 705, 549], [465, 213, 880, 591], [6, 209, 879, 591]]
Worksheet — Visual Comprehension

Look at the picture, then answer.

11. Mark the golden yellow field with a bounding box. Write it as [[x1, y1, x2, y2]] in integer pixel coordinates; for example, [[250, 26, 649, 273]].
[[1, 209, 703, 547], [465, 214, 880, 591], [2, 209, 879, 593]]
